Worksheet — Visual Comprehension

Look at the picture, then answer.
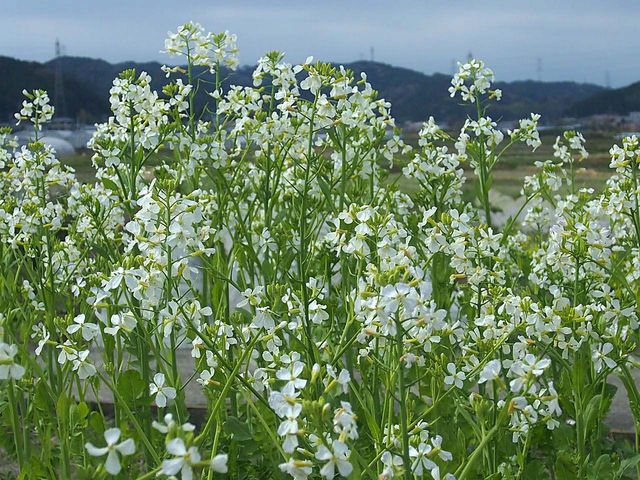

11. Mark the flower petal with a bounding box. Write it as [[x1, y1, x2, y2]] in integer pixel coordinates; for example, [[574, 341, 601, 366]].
[[166, 438, 187, 456], [211, 454, 228, 473], [85, 443, 108, 457], [162, 458, 184, 475], [116, 438, 136, 456], [104, 428, 121, 445], [105, 450, 121, 475]]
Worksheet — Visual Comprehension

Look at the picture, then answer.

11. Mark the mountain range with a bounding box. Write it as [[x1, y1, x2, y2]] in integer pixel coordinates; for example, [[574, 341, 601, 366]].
[[1, 55, 634, 126]]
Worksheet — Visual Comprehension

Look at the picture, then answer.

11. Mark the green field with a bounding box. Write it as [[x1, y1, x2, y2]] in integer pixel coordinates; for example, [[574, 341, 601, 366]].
[[60, 130, 618, 199], [391, 130, 616, 198]]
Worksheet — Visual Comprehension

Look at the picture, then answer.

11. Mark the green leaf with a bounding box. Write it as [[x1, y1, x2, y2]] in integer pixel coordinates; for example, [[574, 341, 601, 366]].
[[615, 454, 640, 479], [589, 454, 613, 480], [88, 411, 105, 434], [224, 416, 253, 442], [33, 380, 53, 412], [349, 384, 381, 441], [70, 401, 90, 430], [583, 390, 614, 444], [555, 450, 577, 480], [522, 459, 547, 479], [101, 177, 120, 192], [56, 393, 70, 425], [316, 175, 334, 206], [77, 401, 89, 419], [118, 369, 146, 402]]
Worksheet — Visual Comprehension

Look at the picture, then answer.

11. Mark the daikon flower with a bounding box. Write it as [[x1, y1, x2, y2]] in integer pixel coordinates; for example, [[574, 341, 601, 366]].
[[478, 359, 501, 384], [593, 343, 617, 373], [104, 313, 137, 336], [444, 363, 466, 389], [161, 438, 201, 479], [0, 343, 25, 380], [315, 440, 353, 478], [72, 350, 97, 379], [85, 428, 135, 475], [67, 314, 100, 341], [149, 372, 177, 407], [210, 453, 229, 473], [152, 413, 195, 434]]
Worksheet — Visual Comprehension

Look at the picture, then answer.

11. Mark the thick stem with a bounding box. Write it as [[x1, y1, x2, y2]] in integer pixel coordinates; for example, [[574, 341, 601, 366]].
[[395, 320, 411, 480]]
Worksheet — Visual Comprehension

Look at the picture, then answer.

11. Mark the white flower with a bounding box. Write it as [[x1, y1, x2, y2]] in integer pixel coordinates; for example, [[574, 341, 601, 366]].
[[333, 402, 359, 440], [14, 89, 54, 128], [252, 306, 275, 330], [72, 350, 97, 379], [67, 314, 100, 341], [509, 354, 551, 393], [0, 343, 25, 380], [31, 323, 49, 356], [478, 359, 501, 384], [593, 342, 617, 372], [210, 453, 228, 473], [381, 450, 404, 478], [300, 72, 322, 95], [276, 360, 307, 390], [279, 458, 313, 479], [444, 363, 466, 389], [152, 413, 195, 434], [315, 440, 353, 478], [237, 286, 264, 308], [269, 382, 302, 418], [409, 442, 437, 477], [161, 438, 201, 480], [149, 372, 177, 407], [56, 342, 78, 365], [85, 428, 135, 475], [196, 368, 218, 387], [104, 313, 137, 336]]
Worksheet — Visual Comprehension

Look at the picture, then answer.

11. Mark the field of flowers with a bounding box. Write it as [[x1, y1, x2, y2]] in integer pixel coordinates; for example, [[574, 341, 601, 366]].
[[3, 22, 640, 479]]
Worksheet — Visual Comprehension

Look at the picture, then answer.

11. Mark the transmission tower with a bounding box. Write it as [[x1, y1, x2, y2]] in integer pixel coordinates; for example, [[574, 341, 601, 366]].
[[54, 39, 67, 118]]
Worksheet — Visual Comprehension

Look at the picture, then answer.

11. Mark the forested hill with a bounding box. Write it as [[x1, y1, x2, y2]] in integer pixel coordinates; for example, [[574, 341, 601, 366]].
[[0, 56, 106, 122], [567, 81, 640, 117], [0, 55, 607, 125]]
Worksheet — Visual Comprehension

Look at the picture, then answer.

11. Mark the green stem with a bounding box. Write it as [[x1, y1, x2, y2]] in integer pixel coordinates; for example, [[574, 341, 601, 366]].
[[456, 407, 507, 479], [7, 380, 24, 468], [395, 320, 411, 480]]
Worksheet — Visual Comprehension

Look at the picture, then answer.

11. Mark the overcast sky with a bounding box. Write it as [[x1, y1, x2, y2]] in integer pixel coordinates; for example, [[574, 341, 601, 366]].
[[3, 1, 639, 87]]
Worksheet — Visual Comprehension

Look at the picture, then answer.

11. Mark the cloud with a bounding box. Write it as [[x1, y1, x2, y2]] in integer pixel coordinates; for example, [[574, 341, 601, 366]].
[[2, 0, 640, 87]]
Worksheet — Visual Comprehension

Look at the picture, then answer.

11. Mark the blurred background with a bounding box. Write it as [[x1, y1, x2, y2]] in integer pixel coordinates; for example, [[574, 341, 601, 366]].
[[2, 0, 638, 194]]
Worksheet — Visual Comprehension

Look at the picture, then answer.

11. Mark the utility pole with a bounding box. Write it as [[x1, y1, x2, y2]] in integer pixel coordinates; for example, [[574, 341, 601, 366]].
[[536, 57, 542, 82], [54, 38, 67, 118], [605, 70, 611, 88], [370, 46, 375, 63]]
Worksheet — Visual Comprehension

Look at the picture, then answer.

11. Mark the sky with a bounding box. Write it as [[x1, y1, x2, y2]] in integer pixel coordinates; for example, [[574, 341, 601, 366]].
[[2, 0, 640, 87]]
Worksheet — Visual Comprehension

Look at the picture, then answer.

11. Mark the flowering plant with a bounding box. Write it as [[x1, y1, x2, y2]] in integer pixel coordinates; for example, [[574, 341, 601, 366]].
[[1, 21, 640, 480]]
